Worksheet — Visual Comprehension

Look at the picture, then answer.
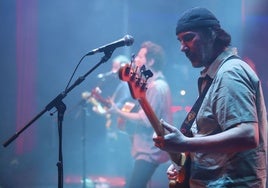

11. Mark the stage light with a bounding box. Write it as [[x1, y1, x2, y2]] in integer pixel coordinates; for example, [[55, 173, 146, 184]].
[[180, 89, 186, 96]]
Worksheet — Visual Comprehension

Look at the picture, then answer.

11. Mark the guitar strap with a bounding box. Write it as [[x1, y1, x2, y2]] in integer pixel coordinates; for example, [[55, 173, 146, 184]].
[[170, 55, 240, 188], [180, 55, 239, 137], [180, 75, 213, 137]]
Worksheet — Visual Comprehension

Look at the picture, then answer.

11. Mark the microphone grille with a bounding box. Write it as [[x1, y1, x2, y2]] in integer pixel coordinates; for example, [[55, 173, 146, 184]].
[[124, 35, 134, 46]]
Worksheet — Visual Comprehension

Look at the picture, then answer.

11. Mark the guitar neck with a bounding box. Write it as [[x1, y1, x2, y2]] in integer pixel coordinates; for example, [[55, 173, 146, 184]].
[[138, 98, 181, 166], [138, 98, 164, 136]]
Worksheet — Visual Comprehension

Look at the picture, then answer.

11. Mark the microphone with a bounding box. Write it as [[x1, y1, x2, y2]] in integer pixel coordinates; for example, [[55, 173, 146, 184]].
[[86, 35, 134, 56]]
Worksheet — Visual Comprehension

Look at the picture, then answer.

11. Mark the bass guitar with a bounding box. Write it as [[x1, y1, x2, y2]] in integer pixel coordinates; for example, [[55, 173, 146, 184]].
[[118, 63, 190, 188]]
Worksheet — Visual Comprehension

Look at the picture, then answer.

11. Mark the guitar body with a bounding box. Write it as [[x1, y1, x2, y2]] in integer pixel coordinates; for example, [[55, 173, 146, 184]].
[[118, 64, 191, 187], [82, 89, 112, 128], [169, 155, 191, 188], [82, 88, 136, 130]]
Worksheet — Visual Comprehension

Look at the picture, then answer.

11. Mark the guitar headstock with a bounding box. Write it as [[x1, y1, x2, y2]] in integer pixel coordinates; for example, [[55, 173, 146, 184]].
[[118, 58, 153, 100]]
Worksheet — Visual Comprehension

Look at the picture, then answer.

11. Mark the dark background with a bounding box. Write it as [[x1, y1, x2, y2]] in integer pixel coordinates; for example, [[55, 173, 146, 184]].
[[0, 0, 267, 187]]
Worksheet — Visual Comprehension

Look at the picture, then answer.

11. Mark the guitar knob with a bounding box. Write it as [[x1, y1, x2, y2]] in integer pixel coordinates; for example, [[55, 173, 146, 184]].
[[169, 180, 178, 188]]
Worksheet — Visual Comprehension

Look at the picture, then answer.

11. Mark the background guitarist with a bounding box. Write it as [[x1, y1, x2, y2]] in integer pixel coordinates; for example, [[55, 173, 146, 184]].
[[110, 41, 173, 188], [83, 55, 135, 180], [153, 7, 267, 188]]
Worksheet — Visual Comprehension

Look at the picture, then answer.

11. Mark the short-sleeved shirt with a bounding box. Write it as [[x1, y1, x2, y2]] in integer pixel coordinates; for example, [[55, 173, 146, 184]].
[[190, 48, 267, 187]]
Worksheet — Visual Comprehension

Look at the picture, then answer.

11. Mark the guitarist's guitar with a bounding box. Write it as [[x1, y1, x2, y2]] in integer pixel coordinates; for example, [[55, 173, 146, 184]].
[[82, 87, 112, 128], [82, 87, 136, 130], [118, 63, 190, 188]]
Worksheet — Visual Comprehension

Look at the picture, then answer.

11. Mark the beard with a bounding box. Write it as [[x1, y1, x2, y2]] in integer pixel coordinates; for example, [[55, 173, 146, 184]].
[[186, 47, 211, 68], [186, 52, 203, 68]]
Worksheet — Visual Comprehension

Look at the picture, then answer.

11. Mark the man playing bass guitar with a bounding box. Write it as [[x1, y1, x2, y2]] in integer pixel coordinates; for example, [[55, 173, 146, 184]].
[[153, 7, 267, 188]]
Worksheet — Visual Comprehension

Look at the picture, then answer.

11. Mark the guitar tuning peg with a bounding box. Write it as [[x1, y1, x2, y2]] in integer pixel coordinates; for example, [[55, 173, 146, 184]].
[[134, 66, 139, 73], [129, 65, 138, 81], [129, 53, 136, 68], [140, 65, 146, 73], [143, 69, 154, 81], [131, 53, 136, 62]]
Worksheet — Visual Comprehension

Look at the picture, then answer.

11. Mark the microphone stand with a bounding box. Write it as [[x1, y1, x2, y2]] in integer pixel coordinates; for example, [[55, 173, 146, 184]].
[[3, 50, 115, 188], [81, 102, 89, 188], [56, 100, 66, 188]]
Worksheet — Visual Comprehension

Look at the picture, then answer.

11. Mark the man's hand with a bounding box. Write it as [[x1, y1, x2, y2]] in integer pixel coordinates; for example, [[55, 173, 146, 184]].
[[153, 119, 189, 153], [167, 163, 179, 181]]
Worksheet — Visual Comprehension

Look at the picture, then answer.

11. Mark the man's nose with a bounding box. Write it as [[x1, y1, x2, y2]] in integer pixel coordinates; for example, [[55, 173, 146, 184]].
[[180, 43, 189, 52]]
